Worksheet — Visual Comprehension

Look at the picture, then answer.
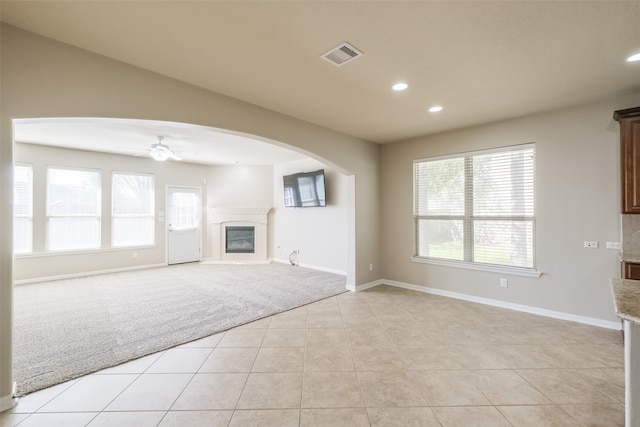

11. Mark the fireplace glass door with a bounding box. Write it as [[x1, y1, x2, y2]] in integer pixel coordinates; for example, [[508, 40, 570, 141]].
[[225, 226, 255, 253]]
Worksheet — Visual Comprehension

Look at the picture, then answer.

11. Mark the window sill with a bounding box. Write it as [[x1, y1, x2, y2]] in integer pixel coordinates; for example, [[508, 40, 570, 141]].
[[410, 256, 542, 278], [14, 245, 157, 259]]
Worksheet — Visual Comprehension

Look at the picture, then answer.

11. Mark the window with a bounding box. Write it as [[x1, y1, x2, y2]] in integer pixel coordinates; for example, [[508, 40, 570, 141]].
[[112, 172, 155, 246], [47, 167, 101, 251], [169, 191, 198, 230], [413, 144, 535, 270], [13, 164, 33, 254]]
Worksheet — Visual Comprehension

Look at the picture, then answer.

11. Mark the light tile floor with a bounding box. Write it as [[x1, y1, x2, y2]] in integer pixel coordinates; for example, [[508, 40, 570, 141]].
[[1, 285, 625, 426]]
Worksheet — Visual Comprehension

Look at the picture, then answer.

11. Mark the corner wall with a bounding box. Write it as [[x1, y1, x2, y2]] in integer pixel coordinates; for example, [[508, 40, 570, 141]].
[[205, 165, 274, 260], [270, 159, 348, 274], [381, 93, 640, 324], [0, 4, 15, 412]]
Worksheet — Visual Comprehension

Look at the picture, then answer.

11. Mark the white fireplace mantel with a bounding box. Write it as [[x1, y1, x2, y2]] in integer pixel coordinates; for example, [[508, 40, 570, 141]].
[[208, 207, 272, 263], [208, 207, 271, 225]]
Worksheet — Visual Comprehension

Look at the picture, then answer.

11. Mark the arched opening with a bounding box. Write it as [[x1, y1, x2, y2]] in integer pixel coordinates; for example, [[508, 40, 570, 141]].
[[10, 117, 356, 395], [12, 117, 354, 281]]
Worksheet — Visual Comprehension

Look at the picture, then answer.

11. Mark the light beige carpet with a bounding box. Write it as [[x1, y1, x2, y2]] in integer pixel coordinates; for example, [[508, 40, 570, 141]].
[[13, 262, 346, 395]]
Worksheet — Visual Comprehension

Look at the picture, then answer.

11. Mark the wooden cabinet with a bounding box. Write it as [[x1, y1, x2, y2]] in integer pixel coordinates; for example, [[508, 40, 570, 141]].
[[624, 262, 640, 280], [615, 107, 640, 214]]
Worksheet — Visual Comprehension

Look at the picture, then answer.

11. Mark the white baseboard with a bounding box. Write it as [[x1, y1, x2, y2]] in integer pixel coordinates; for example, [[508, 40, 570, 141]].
[[13, 263, 167, 285], [200, 259, 271, 265], [271, 258, 347, 276], [357, 279, 621, 330], [348, 279, 385, 292], [0, 384, 18, 412]]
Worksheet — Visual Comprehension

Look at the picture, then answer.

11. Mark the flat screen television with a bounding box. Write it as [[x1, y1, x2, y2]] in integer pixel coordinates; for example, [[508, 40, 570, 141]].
[[283, 169, 326, 207]]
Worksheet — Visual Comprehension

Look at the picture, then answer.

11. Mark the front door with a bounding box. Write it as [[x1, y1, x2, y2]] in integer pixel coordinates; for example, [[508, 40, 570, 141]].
[[167, 186, 201, 265]]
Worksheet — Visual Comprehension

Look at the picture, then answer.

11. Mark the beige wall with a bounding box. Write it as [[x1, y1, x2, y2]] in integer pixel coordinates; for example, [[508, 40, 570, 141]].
[[13, 143, 210, 282], [0, 4, 12, 410], [0, 24, 380, 402], [381, 93, 640, 324], [271, 159, 348, 273]]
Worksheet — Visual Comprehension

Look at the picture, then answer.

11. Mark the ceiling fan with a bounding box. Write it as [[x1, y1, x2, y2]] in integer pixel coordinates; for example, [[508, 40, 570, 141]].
[[147, 136, 182, 161], [120, 136, 183, 161]]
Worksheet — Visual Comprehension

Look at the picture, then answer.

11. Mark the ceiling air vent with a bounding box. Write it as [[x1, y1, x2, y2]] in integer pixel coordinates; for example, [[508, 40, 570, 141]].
[[321, 42, 363, 67]]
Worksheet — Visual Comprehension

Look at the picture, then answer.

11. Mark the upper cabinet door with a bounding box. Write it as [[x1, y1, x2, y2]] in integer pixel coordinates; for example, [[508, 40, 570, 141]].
[[615, 107, 640, 214]]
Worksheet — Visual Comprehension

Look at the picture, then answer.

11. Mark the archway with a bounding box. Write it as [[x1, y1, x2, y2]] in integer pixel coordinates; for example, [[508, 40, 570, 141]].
[[9, 116, 356, 395]]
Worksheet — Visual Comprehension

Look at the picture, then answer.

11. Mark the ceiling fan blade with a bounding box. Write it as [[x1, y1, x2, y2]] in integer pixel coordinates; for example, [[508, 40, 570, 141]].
[[119, 139, 183, 161], [167, 151, 182, 161]]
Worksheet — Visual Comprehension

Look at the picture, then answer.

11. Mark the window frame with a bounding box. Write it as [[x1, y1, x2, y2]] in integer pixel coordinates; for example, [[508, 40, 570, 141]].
[[111, 171, 156, 248], [411, 143, 541, 278], [13, 163, 33, 254], [46, 165, 102, 252]]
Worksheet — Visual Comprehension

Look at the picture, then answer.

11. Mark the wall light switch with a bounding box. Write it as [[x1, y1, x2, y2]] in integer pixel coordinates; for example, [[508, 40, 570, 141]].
[[606, 241, 622, 250]]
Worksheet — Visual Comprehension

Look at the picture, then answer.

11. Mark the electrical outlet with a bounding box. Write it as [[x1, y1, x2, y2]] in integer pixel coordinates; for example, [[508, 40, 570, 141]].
[[369, 264, 373, 271], [584, 241, 599, 249], [606, 241, 621, 250], [132, 252, 138, 258], [500, 278, 508, 288]]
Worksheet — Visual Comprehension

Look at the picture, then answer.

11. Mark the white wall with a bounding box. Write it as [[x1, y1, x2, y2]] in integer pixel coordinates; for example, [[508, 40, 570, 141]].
[[207, 165, 273, 208], [271, 159, 348, 274], [381, 93, 640, 325], [14, 144, 344, 280], [205, 164, 273, 259], [13, 143, 210, 282]]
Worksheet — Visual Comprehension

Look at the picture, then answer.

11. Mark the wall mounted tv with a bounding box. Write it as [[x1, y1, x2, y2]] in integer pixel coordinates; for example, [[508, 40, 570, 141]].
[[283, 169, 326, 207]]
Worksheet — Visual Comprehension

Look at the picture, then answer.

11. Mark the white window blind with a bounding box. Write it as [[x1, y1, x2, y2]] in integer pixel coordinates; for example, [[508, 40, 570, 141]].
[[414, 144, 535, 269], [170, 192, 198, 230], [47, 166, 101, 251], [112, 172, 155, 246], [13, 164, 33, 254]]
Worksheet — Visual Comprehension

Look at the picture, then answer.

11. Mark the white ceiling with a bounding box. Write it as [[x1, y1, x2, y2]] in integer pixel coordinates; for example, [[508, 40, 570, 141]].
[[14, 118, 307, 166], [3, 1, 640, 156]]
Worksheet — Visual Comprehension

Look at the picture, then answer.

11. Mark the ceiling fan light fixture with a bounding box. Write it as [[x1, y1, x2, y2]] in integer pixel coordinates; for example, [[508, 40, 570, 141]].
[[150, 150, 169, 161], [148, 135, 181, 161]]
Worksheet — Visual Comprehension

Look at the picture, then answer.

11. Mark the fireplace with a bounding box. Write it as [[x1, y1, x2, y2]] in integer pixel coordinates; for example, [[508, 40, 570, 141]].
[[226, 226, 255, 254], [208, 207, 271, 263]]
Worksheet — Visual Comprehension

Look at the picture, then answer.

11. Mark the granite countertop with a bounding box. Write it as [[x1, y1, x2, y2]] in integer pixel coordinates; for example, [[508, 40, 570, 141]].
[[619, 252, 640, 263], [611, 278, 640, 324]]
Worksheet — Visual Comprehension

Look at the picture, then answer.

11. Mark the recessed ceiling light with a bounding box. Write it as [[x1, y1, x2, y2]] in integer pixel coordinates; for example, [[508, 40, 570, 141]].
[[392, 82, 408, 91], [428, 106, 443, 113], [627, 52, 640, 63]]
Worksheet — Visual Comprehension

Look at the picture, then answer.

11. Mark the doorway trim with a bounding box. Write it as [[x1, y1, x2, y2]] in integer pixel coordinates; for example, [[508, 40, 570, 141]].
[[166, 185, 202, 265]]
